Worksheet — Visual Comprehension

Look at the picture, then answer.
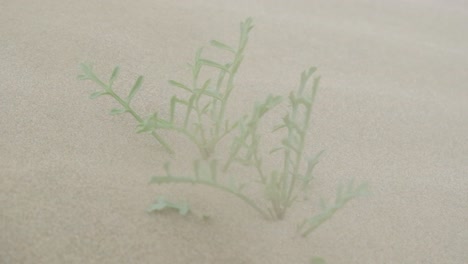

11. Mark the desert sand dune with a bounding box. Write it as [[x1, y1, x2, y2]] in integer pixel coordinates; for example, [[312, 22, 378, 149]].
[[1, 0, 467, 263]]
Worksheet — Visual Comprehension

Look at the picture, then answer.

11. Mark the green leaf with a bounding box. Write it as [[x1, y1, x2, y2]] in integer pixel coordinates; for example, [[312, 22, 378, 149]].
[[110, 108, 126, 115], [192, 48, 203, 78], [127, 76, 143, 103], [89, 91, 107, 99], [255, 95, 283, 117], [196, 89, 222, 100], [265, 94, 283, 108], [199, 79, 211, 93], [210, 40, 235, 53], [137, 114, 172, 130], [240, 17, 254, 34], [109, 66, 120, 85], [155, 119, 173, 129], [269, 146, 284, 154], [199, 59, 230, 72], [195, 47, 203, 61], [303, 150, 325, 185], [310, 257, 326, 264], [272, 124, 286, 133], [136, 113, 158, 133], [80, 63, 93, 77], [170, 96, 188, 121], [201, 101, 212, 114], [168, 80, 192, 93]]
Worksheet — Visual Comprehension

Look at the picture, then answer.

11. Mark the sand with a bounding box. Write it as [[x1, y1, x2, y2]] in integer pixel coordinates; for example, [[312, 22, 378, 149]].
[[1, 0, 467, 263]]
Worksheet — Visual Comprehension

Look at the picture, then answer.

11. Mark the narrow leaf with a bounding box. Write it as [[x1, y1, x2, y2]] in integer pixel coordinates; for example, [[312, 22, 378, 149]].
[[170, 96, 177, 122], [192, 50, 203, 79], [198, 89, 222, 100], [155, 119, 173, 129], [199, 59, 230, 72], [89, 91, 107, 99], [310, 257, 326, 264], [136, 113, 158, 133], [199, 79, 211, 93], [127, 76, 143, 103], [304, 150, 325, 183], [109, 66, 120, 85], [201, 101, 212, 115], [210, 40, 235, 53], [110, 108, 127, 115], [272, 124, 286, 133], [168, 80, 192, 93], [307, 66, 317, 76], [269, 146, 284, 154], [80, 63, 93, 77]]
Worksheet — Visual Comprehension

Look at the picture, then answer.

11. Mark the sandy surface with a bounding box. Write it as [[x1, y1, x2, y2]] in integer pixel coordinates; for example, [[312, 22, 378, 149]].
[[1, 0, 467, 263]]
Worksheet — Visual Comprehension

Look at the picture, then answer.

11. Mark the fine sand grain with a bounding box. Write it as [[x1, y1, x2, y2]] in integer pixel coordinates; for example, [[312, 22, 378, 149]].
[[1, 0, 467, 263]]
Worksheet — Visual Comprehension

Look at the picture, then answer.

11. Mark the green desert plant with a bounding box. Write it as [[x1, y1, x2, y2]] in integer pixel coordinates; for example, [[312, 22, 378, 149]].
[[78, 17, 367, 236]]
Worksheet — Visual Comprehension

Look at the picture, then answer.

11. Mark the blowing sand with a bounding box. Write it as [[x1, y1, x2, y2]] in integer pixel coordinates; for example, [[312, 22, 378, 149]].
[[1, 0, 467, 263]]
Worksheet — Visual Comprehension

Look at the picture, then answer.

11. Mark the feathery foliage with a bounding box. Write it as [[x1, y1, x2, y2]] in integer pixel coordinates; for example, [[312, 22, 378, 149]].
[[78, 17, 367, 237]]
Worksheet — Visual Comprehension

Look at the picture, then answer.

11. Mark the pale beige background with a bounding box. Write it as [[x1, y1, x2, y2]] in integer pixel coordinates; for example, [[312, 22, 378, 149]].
[[1, 0, 467, 263]]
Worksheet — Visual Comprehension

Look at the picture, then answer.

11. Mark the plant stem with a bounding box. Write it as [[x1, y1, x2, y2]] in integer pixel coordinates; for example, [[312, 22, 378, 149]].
[[94, 77, 174, 154], [285, 77, 320, 206], [215, 20, 251, 139]]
